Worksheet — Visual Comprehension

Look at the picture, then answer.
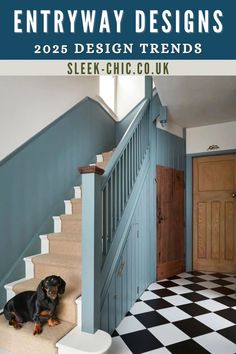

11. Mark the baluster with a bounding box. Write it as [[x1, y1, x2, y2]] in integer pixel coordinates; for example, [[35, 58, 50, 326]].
[[114, 166, 118, 231]]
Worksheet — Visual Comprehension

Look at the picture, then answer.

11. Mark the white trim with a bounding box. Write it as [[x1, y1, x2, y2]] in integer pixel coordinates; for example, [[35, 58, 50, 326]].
[[74, 186, 82, 199], [75, 297, 82, 326], [4, 277, 28, 301], [39, 234, 49, 254], [64, 200, 73, 215], [56, 326, 112, 354], [53, 216, 62, 233], [96, 154, 103, 163], [23, 254, 39, 278]]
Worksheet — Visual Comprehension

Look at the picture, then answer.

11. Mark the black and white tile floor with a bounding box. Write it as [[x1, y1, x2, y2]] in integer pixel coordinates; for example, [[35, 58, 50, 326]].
[[110, 271, 236, 354]]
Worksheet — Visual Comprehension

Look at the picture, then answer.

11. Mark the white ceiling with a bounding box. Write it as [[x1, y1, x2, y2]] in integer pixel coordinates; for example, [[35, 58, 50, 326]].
[[153, 76, 236, 128]]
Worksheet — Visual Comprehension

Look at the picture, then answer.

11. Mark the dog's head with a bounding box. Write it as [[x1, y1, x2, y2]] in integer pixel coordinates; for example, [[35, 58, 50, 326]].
[[37, 275, 66, 301]]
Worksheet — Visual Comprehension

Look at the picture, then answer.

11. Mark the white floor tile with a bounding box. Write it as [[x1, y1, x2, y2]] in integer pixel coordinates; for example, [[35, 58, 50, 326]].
[[148, 283, 165, 291], [178, 272, 193, 278], [224, 277, 236, 283], [198, 281, 219, 289], [109, 337, 132, 354], [140, 291, 160, 301], [149, 323, 189, 346], [171, 278, 193, 286], [145, 348, 171, 354], [225, 284, 236, 290], [130, 301, 154, 315], [165, 295, 192, 306], [168, 286, 192, 294], [197, 274, 217, 281], [196, 289, 222, 298], [194, 332, 236, 354], [196, 299, 228, 312], [116, 316, 146, 335], [195, 313, 234, 330], [158, 307, 191, 322]]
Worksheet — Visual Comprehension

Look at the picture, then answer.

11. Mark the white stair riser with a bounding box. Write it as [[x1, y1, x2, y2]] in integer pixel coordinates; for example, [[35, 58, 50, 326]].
[[74, 186, 82, 199], [53, 216, 62, 233], [39, 235, 49, 254], [64, 201, 73, 215]]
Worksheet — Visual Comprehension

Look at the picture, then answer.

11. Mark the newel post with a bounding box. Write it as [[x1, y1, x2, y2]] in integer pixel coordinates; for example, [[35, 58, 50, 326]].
[[79, 165, 104, 334], [145, 76, 158, 282]]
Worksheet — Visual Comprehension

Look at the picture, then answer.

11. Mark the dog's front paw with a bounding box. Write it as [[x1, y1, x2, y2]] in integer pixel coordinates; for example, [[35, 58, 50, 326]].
[[48, 318, 60, 327], [33, 323, 42, 335]]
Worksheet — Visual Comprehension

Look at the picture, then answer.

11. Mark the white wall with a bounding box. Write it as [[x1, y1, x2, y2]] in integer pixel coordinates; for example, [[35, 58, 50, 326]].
[[156, 120, 184, 138], [0, 76, 99, 160], [116, 76, 145, 119], [186, 121, 236, 154]]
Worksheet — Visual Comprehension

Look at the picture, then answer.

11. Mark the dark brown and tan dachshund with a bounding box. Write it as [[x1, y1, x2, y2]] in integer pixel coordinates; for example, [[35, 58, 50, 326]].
[[3, 275, 66, 335]]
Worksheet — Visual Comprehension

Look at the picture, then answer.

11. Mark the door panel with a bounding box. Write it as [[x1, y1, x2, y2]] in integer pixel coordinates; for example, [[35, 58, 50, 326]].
[[193, 154, 236, 273], [157, 166, 185, 280]]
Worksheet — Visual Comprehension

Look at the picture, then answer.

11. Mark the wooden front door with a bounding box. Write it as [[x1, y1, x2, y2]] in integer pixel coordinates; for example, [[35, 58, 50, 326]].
[[157, 166, 185, 280], [193, 154, 236, 273]]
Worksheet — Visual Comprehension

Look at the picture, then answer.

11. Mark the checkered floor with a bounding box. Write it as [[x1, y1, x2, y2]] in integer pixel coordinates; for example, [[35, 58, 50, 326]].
[[110, 271, 236, 354]]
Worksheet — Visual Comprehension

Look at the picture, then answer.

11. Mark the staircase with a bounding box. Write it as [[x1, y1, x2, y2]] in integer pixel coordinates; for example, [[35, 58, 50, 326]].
[[0, 151, 113, 354]]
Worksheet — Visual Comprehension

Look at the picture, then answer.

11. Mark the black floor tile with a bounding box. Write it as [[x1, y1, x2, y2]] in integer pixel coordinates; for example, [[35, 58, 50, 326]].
[[121, 330, 162, 354], [218, 325, 236, 344], [111, 330, 119, 337], [212, 279, 233, 286], [178, 303, 210, 316], [157, 280, 178, 288], [214, 296, 236, 307], [187, 276, 206, 283], [152, 288, 176, 297], [135, 311, 169, 328], [174, 318, 212, 338], [167, 339, 210, 354], [189, 271, 205, 276], [182, 292, 208, 303], [185, 283, 206, 292], [213, 286, 235, 296], [211, 273, 230, 278], [145, 298, 173, 310], [215, 308, 236, 324]]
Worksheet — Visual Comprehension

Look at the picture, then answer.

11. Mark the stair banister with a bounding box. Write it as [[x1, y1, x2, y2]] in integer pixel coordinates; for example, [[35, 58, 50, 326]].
[[79, 165, 104, 334]]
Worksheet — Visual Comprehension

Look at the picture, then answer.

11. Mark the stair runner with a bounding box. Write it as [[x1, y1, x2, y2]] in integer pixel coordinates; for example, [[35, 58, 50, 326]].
[[0, 151, 113, 354]]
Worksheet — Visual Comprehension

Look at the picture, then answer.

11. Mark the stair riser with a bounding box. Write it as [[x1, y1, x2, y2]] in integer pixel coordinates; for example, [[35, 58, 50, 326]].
[[71, 202, 82, 215], [57, 300, 77, 323], [49, 241, 81, 256], [34, 264, 81, 286], [61, 220, 81, 234]]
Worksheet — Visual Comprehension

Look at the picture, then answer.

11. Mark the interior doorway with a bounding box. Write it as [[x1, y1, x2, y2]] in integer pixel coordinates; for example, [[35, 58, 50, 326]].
[[193, 154, 236, 273], [156, 165, 185, 280]]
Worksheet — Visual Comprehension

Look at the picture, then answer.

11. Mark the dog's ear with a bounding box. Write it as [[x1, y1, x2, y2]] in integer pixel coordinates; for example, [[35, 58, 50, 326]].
[[36, 280, 46, 300], [58, 277, 66, 294]]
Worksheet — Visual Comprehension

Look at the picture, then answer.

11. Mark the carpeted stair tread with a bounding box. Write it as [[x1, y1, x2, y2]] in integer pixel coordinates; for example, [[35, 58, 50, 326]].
[[60, 214, 82, 221], [0, 315, 74, 354], [32, 254, 80, 268], [47, 232, 81, 242], [12, 279, 81, 323]]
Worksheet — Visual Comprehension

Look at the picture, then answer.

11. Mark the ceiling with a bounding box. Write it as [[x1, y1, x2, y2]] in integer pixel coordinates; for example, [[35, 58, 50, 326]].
[[153, 76, 236, 128]]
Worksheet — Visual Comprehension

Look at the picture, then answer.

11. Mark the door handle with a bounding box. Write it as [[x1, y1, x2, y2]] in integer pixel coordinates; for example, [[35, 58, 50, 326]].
[[232, 192, 236, 198]]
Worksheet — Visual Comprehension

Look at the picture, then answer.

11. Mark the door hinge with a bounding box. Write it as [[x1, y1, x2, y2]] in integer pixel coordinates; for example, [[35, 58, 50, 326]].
[[137, 286, 140, 294]]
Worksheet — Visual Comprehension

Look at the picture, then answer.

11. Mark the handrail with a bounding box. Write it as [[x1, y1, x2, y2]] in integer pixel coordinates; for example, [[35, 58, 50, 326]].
[[102, 99, 149, 184], [100, 98, 150, 259]]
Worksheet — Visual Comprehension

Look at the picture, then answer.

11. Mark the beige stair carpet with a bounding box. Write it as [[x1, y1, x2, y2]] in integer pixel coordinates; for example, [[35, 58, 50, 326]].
[[0, 150, 113, 354]]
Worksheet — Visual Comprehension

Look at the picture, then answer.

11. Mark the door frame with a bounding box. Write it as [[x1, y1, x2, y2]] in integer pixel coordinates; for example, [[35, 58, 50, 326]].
[[186, 149, 236, 272]]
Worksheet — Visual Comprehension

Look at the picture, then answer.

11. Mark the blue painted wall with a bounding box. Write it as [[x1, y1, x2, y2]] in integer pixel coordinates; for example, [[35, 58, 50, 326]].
[[156, 128, 185, 171], [0, 97, 116, 308]]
